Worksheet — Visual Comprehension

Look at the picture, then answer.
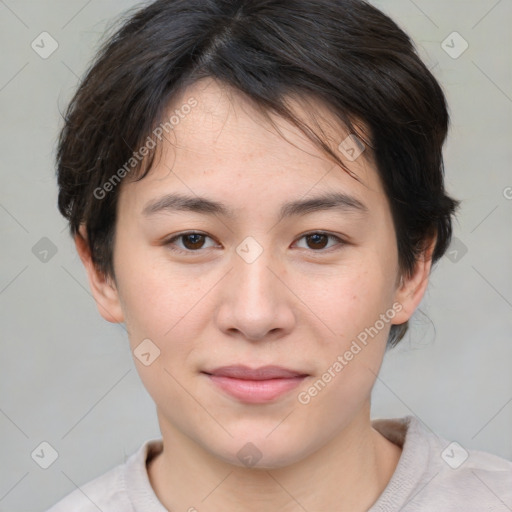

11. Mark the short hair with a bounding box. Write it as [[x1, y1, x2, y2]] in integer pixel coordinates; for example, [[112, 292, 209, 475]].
[[56, 0, 460, 347]]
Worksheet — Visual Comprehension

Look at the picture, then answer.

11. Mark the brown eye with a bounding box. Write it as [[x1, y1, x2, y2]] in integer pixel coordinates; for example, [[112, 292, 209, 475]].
[[305, 233, 329, 250], [181, 233, 206, 250], [295, 232, 344, 252], [165, 232, 217, 253]]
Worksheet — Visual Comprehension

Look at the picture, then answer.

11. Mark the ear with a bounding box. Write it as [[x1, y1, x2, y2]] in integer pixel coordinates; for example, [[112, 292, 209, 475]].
[[391, 235, 436, 325], [74, 225, 124, 324]]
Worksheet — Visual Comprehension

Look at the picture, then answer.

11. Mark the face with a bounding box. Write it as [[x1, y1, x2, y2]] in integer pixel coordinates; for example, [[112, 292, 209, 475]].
[[80, 77, 429, 468]]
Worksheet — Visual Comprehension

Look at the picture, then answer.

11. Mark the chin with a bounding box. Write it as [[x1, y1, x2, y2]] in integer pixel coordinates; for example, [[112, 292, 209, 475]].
[[205, 430, 317, 470]]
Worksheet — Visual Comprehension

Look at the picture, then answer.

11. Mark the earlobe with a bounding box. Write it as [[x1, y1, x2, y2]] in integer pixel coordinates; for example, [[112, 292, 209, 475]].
[[74, 225, 124, 324], [391, 237, 436, 325]]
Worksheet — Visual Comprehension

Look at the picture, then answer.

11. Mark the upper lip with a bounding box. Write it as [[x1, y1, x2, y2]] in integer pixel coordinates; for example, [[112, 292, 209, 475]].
[[204, 365, 308, 380]]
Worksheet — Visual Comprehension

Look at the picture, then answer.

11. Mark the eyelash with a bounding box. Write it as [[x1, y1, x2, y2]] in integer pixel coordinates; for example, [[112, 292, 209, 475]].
[[163, 231, 345, 255]]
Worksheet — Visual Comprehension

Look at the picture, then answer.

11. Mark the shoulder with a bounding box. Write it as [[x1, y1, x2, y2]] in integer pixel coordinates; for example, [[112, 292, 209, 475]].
[[425, 442, 512, 510], [45, 463, 127, 512], [45, 439, 163, 512], [371, 416, 512, 511], [433, 440, 512, 505], [410, 416, 512, 490]]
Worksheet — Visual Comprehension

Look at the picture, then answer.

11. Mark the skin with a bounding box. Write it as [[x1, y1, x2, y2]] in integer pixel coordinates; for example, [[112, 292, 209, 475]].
[[75, 77, 434, 511]]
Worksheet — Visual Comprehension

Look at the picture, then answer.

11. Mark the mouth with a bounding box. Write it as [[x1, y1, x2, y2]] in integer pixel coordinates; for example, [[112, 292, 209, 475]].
[[202, 365, 309, 404]]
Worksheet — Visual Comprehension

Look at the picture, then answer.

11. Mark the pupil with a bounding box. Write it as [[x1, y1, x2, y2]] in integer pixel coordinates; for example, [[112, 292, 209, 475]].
[[181, 234, 328, 251], [308, 234, 327, 249], [184, 234, 204, 249]]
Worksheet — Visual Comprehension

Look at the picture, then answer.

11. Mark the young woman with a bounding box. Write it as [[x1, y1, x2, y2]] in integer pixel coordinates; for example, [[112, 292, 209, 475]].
[[49, 1, 512, 510]]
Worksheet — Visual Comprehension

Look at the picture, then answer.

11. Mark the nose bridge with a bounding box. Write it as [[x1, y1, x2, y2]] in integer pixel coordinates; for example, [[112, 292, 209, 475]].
[[233, 239, 280, 311], [215, 237, 295, 340]]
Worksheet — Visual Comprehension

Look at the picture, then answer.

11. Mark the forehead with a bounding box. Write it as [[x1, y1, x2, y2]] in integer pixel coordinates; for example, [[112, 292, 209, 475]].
[[119, 77, 385, 215], [163, 77, 370, 167]]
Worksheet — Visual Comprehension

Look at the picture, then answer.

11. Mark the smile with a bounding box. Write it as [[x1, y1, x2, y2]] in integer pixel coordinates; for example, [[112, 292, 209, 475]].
[[202, 365, 309, 404]]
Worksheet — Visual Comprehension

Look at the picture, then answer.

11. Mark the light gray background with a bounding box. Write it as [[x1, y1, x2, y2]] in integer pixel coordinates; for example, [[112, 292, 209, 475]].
[[0, 1, 511, 510]]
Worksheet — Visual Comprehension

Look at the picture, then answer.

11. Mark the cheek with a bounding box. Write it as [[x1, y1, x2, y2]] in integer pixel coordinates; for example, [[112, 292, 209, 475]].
[[295, 274, 391, 421], [115, 260, 204, 407], [114, 244, 204, 356], [296, 258, 395, 391], [304, 262, 394, 341]]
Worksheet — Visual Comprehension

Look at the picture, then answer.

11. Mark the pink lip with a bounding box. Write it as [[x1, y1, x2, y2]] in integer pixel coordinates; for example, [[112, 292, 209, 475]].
[[203, 365, 308, 403]]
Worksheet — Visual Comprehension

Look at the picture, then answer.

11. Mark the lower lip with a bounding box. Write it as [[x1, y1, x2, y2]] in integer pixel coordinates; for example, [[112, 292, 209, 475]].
[[206, 374, 307, 403]]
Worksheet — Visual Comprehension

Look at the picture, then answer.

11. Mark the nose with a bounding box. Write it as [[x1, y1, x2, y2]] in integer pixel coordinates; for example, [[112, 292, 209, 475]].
[[214, 246, 296, 342]]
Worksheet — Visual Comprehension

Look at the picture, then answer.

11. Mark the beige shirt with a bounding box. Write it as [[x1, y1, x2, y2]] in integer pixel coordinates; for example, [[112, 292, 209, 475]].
[[46, 415, 512, 511]]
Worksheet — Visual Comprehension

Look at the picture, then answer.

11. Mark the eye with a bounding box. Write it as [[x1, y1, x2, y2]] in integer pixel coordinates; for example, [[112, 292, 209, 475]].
[[163, 230, 345, 254], [164, 232, 218, 253], [294, 232, 344, 251]]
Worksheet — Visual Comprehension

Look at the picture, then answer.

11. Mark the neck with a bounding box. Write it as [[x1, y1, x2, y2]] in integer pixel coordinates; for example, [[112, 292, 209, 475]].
[[147, 403, 402, 511]]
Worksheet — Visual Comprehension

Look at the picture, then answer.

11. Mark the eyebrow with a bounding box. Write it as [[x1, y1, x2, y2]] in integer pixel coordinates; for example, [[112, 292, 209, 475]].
[[142, 191, 368, 221]]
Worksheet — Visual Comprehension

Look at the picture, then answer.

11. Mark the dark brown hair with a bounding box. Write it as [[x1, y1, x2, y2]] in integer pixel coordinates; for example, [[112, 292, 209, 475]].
[[56, 0, 459, 347]]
